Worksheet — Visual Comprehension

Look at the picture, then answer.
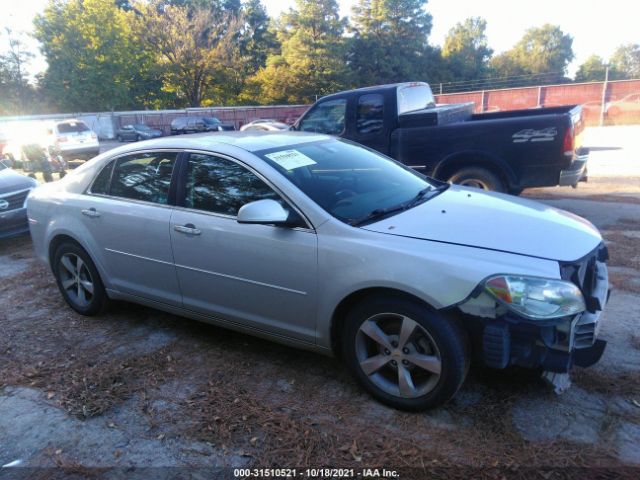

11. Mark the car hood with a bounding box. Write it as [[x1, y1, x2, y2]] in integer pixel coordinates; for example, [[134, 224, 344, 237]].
[[362, 185, 602, 262], [0, 168, 37, 195]]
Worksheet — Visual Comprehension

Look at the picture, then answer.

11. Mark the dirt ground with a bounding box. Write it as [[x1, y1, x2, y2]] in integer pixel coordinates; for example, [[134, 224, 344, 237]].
[[2, 130, 640, 479]]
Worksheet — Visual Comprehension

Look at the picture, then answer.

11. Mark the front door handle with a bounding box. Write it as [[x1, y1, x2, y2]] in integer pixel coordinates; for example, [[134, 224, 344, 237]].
[[81, 208, 101, 218], [174, 223, 201, 235]]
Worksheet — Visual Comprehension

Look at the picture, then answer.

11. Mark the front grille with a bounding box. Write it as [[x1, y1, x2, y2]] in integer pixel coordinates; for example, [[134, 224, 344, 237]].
[[560, 243, 609, 349], [0, 189, 30, 212]]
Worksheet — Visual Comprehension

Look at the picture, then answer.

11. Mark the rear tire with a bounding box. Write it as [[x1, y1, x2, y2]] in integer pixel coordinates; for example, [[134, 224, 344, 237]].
[[448, 167, 505, 193], [343, 295, 469, 410], [53, 242, 108, 316]]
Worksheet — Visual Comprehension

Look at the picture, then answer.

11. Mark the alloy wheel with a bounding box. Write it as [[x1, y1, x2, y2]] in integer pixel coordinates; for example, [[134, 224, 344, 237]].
[[59, 252, 95, 307], [355, 313, 442, 398]]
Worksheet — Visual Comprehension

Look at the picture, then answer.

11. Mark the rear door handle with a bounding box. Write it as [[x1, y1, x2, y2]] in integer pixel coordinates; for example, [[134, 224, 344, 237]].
[[81, 208, 101, 218], [174, 223, 201, 236]]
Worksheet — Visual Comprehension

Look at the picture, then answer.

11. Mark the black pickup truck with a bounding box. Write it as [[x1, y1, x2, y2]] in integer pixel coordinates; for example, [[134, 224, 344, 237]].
[[293, 82, 587, 194]]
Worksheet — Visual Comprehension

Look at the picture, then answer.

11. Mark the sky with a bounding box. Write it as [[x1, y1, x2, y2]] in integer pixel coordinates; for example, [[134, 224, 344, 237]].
[[1, 0, 638, 80]]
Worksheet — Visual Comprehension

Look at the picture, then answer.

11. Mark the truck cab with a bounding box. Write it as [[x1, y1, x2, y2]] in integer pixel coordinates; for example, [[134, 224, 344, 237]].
[[294, 82, 587, 194]]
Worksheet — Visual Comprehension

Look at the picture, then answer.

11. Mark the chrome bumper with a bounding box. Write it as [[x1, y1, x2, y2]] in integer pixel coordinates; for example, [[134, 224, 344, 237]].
[[559, 153, 589, 186]]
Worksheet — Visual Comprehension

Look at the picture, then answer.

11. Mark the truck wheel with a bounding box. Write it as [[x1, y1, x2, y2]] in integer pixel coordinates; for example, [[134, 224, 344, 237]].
[[449, 167, 506, 192], [53, 242, 108, 316], [343, 295, 469, 410], [448, 167, 505, 193]]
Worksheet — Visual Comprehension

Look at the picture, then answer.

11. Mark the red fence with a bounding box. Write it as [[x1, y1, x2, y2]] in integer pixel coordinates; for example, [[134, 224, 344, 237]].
[[434, 79, 640, 126]]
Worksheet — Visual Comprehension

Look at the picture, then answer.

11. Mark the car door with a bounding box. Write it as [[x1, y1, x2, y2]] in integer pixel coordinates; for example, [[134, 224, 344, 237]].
[[352, 93, 390, 155], [80, 150, 182, 306], [170, 152, 318, 342]]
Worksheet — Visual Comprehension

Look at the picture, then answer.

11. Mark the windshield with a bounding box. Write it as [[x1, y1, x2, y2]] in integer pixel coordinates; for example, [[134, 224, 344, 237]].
[[203, 117, 221, 125], [257, 139, 438, 225]]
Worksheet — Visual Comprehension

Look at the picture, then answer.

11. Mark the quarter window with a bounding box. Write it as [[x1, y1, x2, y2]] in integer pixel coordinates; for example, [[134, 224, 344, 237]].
[[90, 160, 115, 195], [110, 152, 178, 204], [184, 153, 280, 216], [357, 94, 384, 134], [298, 99, 346, 135]]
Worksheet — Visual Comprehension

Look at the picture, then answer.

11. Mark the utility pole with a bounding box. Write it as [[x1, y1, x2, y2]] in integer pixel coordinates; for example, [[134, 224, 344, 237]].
[[600, 66, 609, 127]]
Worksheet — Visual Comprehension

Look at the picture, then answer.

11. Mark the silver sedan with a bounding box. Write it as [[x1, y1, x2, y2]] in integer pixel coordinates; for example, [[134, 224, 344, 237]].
[[27, 132, 608, 409]]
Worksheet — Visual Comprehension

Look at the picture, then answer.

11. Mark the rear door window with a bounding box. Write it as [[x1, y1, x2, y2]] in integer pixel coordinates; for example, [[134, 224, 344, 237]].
[[357, 94, 384, 134], [110, 152, 178, 204]]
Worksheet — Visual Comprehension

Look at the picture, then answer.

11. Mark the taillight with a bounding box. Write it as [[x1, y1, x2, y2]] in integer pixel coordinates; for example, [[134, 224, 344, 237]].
[[563, 126, 574, 157]]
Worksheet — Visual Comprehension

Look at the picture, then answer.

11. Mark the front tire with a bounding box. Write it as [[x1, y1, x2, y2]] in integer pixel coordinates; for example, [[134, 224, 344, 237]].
[[343, 296, 469, 410], [448, 167, 505, 193], [116, 135, 123, 142], [53, 242, 107, 316]]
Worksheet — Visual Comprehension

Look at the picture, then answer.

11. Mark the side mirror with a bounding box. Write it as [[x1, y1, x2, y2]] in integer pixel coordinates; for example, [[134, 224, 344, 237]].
[[237, 199, 292, 226]]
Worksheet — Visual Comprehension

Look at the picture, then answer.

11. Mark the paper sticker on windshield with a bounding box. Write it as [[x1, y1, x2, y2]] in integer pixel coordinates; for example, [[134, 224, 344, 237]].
[[265, 149, 316, 170]]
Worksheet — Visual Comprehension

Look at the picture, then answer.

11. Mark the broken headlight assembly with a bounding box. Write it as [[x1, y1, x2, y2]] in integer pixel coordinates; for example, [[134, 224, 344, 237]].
[[484, 275, 585, 320]]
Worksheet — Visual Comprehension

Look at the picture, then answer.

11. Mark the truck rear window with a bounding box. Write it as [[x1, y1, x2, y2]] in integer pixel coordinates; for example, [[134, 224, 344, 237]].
[[397, 84, 435, 115]]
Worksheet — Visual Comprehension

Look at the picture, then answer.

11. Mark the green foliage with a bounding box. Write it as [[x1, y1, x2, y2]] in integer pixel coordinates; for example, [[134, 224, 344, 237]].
[[248, 0, 349, 104], [442, 17, 492, 82], [10, 2, 635, 113], [575, 55, 608, 83], [137, 1, 242, 107], [34, 0, 154, 112], [0, 29, 37, 115], [490, 24, 574, 86], [348, 0, 433, 86], [610, 43, 640, 80]]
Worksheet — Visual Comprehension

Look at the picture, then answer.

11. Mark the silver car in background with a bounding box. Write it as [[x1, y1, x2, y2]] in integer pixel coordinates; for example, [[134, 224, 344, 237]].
[[27, 132, 609, 409]]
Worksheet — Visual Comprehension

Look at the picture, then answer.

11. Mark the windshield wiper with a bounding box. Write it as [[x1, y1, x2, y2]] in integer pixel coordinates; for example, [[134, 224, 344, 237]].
[[351, 183, 449, 227], [405, 183, 449, 208], [350, 204, 409, 227]]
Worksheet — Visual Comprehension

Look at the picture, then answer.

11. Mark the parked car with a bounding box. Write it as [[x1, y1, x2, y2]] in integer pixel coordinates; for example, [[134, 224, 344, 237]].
[[170, 116, 235, 135], [605, 93, 640, 118], [0, 159, 38, 238], [46, 119, 100, 162], [240, 119, 291, 132], [27, 132, 609, 410], [116, 124, 163, 142], [293, 82, 588, 194]]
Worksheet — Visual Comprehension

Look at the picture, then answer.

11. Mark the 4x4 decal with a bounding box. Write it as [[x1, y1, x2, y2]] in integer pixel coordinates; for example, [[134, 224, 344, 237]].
[[512, 127, 558, 143]]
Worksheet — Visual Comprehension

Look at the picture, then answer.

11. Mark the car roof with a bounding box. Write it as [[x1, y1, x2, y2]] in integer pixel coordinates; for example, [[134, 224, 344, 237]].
[[112, 131, 331, 153]]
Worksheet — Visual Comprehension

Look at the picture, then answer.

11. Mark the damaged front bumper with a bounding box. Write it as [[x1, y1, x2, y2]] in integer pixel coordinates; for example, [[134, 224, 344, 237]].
[[459, 244, 610, 374]]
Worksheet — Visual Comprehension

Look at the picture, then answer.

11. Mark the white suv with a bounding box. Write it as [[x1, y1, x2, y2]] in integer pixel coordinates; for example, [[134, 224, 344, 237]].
[[48, 120, 100, 161]]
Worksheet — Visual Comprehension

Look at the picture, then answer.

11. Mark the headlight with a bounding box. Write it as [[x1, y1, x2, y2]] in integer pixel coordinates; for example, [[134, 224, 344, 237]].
[[484, 275, 585, 320]]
